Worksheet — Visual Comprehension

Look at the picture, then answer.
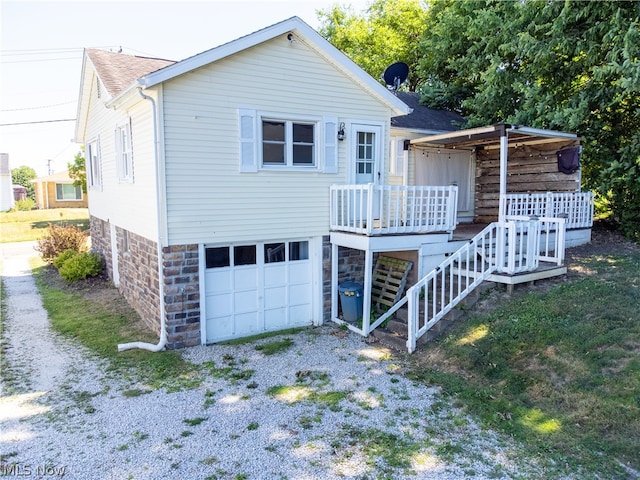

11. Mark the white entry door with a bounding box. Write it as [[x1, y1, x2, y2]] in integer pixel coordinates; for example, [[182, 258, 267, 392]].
[[352, 123, 382, 220]]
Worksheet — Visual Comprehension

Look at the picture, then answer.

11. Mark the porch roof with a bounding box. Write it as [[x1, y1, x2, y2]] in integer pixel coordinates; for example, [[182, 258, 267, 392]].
[[410, 124, 579, 150]]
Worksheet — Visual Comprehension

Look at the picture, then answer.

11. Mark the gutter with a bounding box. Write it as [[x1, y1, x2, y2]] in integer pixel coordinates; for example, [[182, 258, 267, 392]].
[[117, 87, 167, 352]]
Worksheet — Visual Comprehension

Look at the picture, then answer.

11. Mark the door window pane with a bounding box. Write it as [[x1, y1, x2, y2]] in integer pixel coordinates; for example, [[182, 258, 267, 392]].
[[289, 241, 308, 261], [265, 243, 285, 263], [234, 245, 256, 266], [206, 247, 230, 268]]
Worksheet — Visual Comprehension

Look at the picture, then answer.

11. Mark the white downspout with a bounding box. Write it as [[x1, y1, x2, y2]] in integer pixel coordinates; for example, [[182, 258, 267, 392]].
[[118, 88, 167, 352]]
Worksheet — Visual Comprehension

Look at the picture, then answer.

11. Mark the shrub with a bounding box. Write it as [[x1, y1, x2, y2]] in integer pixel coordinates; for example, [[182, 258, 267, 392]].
[[53, 249, 78, 270], [13, 198, 36, 211], [58, 251, 103, 282], [36, 224, 88, 263]]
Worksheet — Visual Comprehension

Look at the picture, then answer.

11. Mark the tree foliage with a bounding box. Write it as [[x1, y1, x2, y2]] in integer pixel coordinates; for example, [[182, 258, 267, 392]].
[[317, 0, 429, 91], [416, 0, 640, 240], [11, 165, 36, 200], [68, 148, 87, 194]]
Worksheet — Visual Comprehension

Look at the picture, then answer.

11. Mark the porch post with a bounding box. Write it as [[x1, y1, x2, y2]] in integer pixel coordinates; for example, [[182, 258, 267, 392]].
[[498, 125, 508, 220], [362, 249, 373, 335], [331, 242, 338, 321]]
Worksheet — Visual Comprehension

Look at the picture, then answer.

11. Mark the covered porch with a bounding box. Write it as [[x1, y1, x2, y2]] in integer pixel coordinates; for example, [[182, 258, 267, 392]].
[[329, 124, 595, 350]]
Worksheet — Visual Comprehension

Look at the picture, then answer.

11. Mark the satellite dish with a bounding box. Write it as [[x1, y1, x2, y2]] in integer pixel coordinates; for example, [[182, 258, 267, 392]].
[[382, 62, 409, 92]]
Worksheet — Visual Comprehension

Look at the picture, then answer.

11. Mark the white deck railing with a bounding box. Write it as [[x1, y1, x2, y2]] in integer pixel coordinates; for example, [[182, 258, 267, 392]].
[[405, 216, 566, 352], [330, 184, 458, 235], [502, 192, 594, 229]]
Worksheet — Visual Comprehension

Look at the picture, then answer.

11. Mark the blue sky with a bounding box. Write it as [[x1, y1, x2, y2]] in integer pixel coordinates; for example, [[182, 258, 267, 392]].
[[0, 0, 370, 176]]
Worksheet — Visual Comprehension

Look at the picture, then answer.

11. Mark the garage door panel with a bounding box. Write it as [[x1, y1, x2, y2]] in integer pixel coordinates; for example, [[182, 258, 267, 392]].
[[234, 312, 259, 335], [289, 261, 310, 282], [264, 307, 287, 330], [289, 304, 312, 324], [264, 285, 286, 309], [206, 293, 232, 316], [207, 315, 234, 340], [289, 283, 311, 305], [206, 269, 231, 294], [264, 264, 287, 287], [234, 267, 257, 289], [234, 290, 257, 313]]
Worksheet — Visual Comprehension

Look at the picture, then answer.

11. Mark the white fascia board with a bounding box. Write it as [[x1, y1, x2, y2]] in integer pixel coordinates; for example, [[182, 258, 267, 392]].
[[410, 125, 500, 145], [138, 16, 411, 117], [508, 125, 578, 139], [74, 53, 97, 143]]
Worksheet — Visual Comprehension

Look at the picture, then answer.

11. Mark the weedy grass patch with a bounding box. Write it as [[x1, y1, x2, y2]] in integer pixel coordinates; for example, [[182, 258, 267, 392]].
[[407, 252, 640, 479], [31, 260, 200, 392], [0, 208, 89, 243]]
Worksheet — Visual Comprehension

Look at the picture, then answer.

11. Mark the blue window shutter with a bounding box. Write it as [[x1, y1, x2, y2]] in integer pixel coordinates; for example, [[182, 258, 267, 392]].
[[239, 108, 257, 172], [324, 117, 338, 173]]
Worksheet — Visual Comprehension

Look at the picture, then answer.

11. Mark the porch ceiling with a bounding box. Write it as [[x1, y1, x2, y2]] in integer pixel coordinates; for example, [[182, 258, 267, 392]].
[[410, 123, 580, 150]]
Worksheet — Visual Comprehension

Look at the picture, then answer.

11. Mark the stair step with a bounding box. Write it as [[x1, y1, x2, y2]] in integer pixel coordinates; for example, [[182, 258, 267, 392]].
[[370, 330, 407, 351]]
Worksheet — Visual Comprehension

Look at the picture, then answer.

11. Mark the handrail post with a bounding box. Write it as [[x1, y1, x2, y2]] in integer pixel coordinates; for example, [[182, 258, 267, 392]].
[[407, 286, 416, 353]]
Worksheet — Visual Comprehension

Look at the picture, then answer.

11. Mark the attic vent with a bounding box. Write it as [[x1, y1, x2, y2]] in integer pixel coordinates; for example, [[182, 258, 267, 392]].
[[96, 77, 101, 99]]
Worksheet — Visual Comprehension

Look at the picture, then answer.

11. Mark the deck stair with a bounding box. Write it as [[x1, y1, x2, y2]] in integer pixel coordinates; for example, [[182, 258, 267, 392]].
[[370, 282, 495, 351], [366, 217, 567, 353]]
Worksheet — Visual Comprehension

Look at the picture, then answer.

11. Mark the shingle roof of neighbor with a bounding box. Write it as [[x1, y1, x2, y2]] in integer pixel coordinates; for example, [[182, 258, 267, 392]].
[[392, 92, 466, 132], [86, 49, 176, 97]]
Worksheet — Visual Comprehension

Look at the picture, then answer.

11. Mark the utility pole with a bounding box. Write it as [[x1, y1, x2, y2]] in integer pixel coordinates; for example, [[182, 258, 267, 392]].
[[47, 159, 53, 175]]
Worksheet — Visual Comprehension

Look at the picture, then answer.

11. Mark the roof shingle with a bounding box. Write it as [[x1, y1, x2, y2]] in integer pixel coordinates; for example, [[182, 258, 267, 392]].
[[392, 92, 466, 132], [86, 49, 175, 97]]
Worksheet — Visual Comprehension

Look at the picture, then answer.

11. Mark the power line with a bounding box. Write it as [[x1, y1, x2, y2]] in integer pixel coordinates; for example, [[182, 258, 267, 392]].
[[0, 118, 76, 127], [0, 100, 76, 112]]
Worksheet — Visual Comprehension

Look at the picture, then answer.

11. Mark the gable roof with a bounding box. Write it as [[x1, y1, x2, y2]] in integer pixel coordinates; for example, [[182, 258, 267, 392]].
[[86, 49, 175, 97], [391, 92, 466, 133], [32, 170, 76, 183], [75, 16, 411, 143], [137, 16, 410, 116]]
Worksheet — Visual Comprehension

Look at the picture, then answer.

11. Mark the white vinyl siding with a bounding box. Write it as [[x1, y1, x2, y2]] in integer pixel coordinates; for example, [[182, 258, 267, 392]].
[[162, 36, 392, 245], [80, 74, 159, 240]]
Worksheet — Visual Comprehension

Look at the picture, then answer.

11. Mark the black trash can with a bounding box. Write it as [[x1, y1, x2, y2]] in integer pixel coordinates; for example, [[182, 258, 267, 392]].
[[338, 281, 364, 323]]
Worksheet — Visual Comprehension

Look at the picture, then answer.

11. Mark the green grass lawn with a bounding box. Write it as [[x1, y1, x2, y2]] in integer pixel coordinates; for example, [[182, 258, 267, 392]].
[[0, 208, 89, 243], [407, 250, 640, 479]]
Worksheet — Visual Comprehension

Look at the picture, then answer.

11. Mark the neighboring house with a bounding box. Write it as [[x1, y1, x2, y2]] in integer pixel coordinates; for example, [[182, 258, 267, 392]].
[[75, 17, 593, 353], [32, 171, 88, 209]]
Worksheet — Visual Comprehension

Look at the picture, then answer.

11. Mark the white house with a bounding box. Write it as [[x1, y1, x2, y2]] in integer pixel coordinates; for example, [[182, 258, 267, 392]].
[[75, 17, 593, 353]]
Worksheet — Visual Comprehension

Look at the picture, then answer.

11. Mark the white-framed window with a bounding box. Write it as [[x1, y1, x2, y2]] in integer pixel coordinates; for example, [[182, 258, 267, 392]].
[[115, 120, 133, 182], [261, 118, 316, 168], [87, 138, 101, 189], [55, 184, 82, 201], [238, 108, 337, 173]]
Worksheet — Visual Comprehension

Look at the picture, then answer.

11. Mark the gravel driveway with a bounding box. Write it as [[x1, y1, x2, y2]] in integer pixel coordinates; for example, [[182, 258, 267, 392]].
[[1, 241, 561, 479]]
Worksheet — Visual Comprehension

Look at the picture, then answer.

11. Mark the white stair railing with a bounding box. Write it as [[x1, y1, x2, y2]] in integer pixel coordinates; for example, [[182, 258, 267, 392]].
[[406, 223, 500, 353], [404, 216, 565, 353]]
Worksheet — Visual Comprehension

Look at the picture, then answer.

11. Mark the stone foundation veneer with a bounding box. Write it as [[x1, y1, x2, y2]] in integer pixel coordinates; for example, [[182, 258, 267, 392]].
[[162, 244, 200, 349], [89, 216, 200, 350]]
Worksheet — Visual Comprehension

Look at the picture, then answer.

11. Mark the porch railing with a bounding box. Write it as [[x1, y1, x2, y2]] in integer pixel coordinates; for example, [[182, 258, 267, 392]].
[[405, 216, 566, 352], [330, 184, 458, 235], [502, 192, 594, 229]]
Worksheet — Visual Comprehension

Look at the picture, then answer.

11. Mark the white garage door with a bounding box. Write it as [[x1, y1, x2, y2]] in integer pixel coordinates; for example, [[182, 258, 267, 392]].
[[203, 240, 313, 343]]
